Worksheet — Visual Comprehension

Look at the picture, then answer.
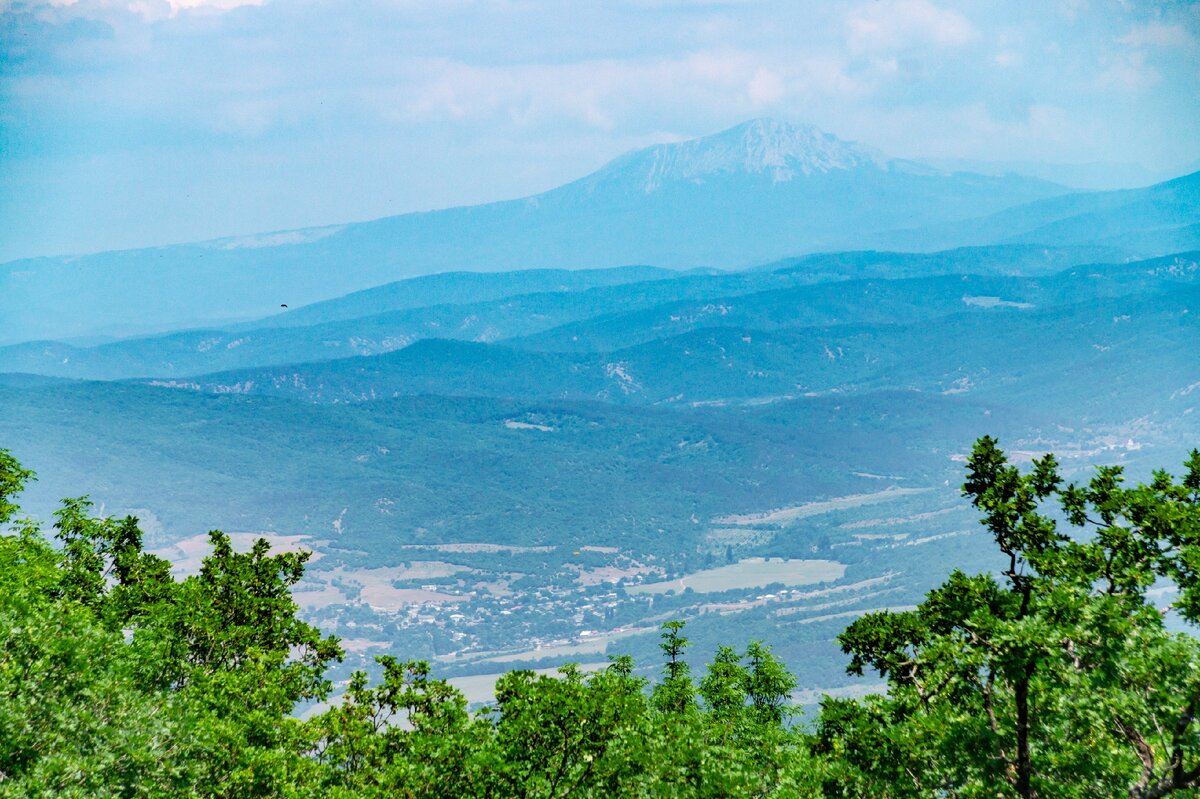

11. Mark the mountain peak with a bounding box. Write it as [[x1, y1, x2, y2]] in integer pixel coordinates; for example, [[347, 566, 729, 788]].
[[590, 119, 887, 193]]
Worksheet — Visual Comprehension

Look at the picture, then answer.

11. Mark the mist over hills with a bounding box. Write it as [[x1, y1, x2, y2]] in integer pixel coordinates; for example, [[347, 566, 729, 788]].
[[242, 266, 685, 330], [3, 119, 1199, 695], [2, 248, 1191, 382], [9, 120, 1197, 347], [882, 169, 1200, 253], [2, 119, 1075, 344], [4, 240, 1197, 688], [134, 280, 1199, 420], [0, 266, 703, 379]]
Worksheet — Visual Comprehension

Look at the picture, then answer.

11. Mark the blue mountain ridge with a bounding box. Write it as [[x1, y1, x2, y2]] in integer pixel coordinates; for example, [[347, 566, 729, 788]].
[[1, 119, 1071, 344]]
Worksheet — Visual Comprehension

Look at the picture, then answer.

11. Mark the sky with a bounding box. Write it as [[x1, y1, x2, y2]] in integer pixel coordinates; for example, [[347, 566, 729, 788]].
[[1, 0, 1199, 262]]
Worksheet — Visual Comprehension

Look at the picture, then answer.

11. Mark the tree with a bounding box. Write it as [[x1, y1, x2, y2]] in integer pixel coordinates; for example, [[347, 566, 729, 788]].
[[7, 439, 1200, 798], [0, 448, 33, 526], [652, 620, 696, 715], [309, 656, 487, 798], [833, 437, 1200, 798], [0, 449, 341, 799], [485, 658, 651, 798], [745, 641, 796, 727], [698, 645, 747, 728]]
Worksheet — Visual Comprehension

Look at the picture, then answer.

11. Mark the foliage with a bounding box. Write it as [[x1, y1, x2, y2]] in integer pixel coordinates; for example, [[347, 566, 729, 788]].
[[834, 436, 1200, 798], [0, 448, 32, 525], [0, 447, 811, 797], [4, 439, 1200, 796]]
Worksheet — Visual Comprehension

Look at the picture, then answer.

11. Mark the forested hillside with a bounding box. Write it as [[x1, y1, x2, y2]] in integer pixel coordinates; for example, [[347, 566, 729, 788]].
[[4, 439, 1200, 798], [2, 248, 1190, 381]]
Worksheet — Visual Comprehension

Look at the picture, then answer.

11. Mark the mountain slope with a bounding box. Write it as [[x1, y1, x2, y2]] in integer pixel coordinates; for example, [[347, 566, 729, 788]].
[[3, 246, 1173, 380], [0, 381, 996, 555], [242, 265, 684, 330], [882, 171, 1200, 253], [510, 252, 1200, 352], [0, 267, 719, 379], [142, 284, 1200, 424], [0, 120, 1068, 344]]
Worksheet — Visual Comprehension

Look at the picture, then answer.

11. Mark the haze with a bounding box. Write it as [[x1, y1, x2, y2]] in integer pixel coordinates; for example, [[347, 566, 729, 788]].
[[2, 0, 1199, 262]]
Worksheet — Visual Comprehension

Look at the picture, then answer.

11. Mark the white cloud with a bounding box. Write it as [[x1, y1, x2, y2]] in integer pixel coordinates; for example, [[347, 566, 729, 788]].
[[747, 67, 785, 106], [1119, 22, 1196, 50], [958, 101, 1070, 143], [10, 0, 262, 20], [994, 50, 1021, 68], [1098, 50, 1161, 92], [167, 0, 263, 12], [862, 101, 1079, 165], [395, 50, 855, 130], [845, 0, 977, 54]]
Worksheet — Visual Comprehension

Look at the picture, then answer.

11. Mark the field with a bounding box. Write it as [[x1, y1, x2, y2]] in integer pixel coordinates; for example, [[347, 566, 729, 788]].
[[628, 557, 846, 595], [447, 663, 609, 705], [711, 487, 931, 527]]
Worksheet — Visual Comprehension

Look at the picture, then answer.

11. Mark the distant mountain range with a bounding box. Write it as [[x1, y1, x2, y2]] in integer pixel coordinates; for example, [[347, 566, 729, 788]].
[[6, 109, 1200, 700], [0, 245, 1165, 380], [134, 270, 1200, 422], [881, 169, 1200, 253], [0, 118, 1088, 344], [4, 212, 1198, 691], [4, 244, 1196, 615]]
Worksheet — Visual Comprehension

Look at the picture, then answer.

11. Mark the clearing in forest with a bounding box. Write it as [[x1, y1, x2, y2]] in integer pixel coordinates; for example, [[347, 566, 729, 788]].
[[628, 557, 845, 595], [712, 487, 930, 527]]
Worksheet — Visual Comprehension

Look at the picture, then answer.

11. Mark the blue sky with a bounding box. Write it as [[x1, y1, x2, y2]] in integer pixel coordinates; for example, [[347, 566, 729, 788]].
[[1, 0, 1198, 261]]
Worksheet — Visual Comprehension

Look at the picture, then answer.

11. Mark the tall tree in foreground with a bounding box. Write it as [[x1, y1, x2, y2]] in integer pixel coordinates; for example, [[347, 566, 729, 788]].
[[827, 437, 1200, 798]]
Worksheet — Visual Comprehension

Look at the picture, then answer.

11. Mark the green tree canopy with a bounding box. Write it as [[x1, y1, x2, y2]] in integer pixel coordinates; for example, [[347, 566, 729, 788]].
[[4, 439, 1200, 798]]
